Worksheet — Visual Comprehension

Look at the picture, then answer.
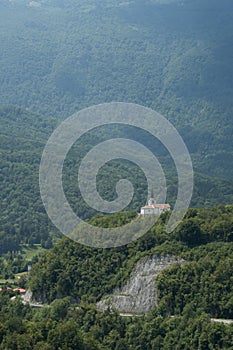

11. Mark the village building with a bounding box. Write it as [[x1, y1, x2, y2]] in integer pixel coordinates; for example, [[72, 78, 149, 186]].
[[140, 196, 170, 216]]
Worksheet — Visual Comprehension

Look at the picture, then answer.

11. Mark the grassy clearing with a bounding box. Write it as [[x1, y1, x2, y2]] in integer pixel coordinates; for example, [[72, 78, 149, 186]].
[[0, 278, 15, 285], [21, 244, 46, 261]]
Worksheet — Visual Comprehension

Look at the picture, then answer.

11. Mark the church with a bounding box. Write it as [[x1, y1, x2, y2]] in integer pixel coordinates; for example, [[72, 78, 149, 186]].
[[140, 196, 170, 216]]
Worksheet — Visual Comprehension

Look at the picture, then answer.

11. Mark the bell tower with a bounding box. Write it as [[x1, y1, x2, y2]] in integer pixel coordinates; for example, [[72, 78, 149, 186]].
[[148, 189, 156, 206]]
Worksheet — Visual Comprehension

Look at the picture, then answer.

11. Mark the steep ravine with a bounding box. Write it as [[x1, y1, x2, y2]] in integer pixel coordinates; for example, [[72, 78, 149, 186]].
[[97, 255, 184, 314]]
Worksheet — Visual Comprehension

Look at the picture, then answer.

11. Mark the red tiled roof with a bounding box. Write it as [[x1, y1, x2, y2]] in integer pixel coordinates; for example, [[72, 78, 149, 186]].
[[141, 203, 170, 209], [0, 287, 27, 293], [13, 288, 26, 293]]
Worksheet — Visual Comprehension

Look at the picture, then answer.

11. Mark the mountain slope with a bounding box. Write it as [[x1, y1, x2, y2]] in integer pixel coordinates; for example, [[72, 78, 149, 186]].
[[0, 0, 233, 181], [28, 205, 233, 320], [0, 104, 233, 253], [0, 105, 58, 248]]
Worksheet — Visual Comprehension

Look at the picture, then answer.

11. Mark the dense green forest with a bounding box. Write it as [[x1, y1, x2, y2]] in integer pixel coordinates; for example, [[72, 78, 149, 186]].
[[0, 206, 232, 349], [0, 106, 57, 247], [0, 0, 233, 181], [0, 291, 232, 350], [0, 0, 233, 348], [1, 104, 233, 258], [29, 206, 233, 312], [0, 0, 233, 253], [0, 292, 232, 349]]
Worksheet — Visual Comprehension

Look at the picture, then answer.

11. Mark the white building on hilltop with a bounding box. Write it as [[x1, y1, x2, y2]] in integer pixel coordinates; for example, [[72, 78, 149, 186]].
[[140, 196, 170, 216]]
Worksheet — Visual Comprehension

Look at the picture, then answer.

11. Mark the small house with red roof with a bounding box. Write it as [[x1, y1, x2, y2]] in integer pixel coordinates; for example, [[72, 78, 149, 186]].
[[0, 287, 26, 295], [13, 288, 26, 295]]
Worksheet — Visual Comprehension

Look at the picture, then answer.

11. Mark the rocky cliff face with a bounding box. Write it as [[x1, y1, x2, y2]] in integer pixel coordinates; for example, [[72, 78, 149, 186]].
[[97, 255, 184, 314], [22, 290, 33, 303]]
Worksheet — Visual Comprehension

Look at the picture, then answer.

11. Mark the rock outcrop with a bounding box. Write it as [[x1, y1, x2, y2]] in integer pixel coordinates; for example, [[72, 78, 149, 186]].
[[97, 255, 184, 314], [22, 289, 33, 303]]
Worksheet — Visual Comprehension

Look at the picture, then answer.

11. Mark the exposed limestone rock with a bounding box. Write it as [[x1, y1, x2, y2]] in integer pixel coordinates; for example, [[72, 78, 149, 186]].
[[22, 289, 33, 303], [97, 255, 184, 314], [22, 289, 48, 304]]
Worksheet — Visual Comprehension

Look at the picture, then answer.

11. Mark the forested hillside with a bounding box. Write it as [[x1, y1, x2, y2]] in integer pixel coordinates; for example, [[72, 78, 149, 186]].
[[0, 1, 233, 348], [0, 0, 233, 181], [0, 106, 58, 249], [0, 291, 232, 349], [1, 104, 233, 256], [4, 205, 230, 349], [1, 0, 233, 248], [29, 205, 233, 312]]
